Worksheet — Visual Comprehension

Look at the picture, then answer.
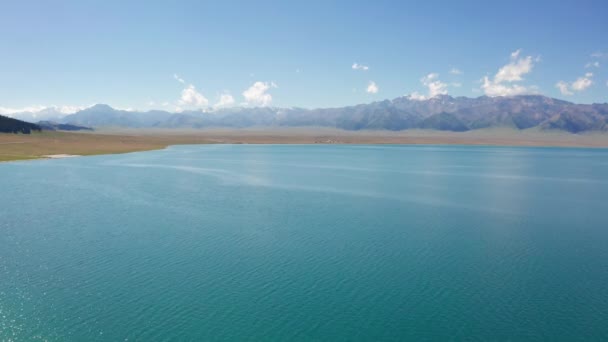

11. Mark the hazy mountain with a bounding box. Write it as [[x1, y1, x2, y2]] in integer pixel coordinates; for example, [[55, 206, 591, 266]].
[[36, 121, 93, 131], [59, 95, 608, 133], [0, 115, 41, 134], [60, 104, 173, 128]]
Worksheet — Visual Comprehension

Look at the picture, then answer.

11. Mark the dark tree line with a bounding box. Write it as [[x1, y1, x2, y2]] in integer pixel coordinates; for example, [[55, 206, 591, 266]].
[[0, 115, 41, 134]]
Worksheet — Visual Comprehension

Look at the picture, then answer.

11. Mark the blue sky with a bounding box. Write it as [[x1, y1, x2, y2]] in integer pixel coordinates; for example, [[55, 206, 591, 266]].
[[0, 0, 607, 113]]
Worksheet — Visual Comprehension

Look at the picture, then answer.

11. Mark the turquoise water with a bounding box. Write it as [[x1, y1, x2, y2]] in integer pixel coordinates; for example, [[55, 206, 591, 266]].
[[1, 145, 608, 341]]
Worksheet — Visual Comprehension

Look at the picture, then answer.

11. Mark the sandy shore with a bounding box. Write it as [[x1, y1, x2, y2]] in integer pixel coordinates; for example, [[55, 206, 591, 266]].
[[43, 154, 81, 159], [1, 128, 608, 162]]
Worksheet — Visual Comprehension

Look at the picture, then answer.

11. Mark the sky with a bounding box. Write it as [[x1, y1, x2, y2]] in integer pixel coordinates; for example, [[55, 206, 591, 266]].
[[0, 0, 607, 114]]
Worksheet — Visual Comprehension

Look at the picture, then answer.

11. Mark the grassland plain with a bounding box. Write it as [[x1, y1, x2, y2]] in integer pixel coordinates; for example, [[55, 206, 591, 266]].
[[2, 128, 608, 162]]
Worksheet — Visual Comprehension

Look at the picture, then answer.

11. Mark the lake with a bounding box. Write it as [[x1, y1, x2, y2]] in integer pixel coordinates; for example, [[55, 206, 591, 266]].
[[1, 145, 608, 341]]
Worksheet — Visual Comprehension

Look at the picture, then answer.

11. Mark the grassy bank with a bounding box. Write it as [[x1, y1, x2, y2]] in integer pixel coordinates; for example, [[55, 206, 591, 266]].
[[2, 128, 608, 162], [0, 131, 171, 162]]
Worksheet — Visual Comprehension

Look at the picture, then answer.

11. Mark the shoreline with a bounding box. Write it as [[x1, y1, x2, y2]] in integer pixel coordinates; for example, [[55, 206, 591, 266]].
[[43, 154, 81, 159], [2, 128, 608, 162]]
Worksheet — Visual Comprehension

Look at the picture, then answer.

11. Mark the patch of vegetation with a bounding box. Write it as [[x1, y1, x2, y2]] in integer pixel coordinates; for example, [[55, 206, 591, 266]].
[[0, 115, 41, 134]]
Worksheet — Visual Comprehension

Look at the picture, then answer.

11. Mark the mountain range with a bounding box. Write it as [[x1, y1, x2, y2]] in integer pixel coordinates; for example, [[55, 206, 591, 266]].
[[36, 121, 93, 132], [8, 95, 608, 133]]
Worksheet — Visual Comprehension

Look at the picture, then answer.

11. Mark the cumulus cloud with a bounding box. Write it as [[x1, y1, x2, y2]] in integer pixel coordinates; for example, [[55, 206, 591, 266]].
[[481, 49, 538, 96], [214, 93, 236, 109], [424, 73, 449, 97], [406, 73, 449, 100], [179, 85, 208, 107], [572, 73, 594, 91], [555, 81, 573, 96], [481, 77, 531, 97], [174, 74, 209, 108], [408, 92, 427, 101], [366, 81, 379, 94], [242, 81, 276, 106], [495, 55, 534, 83], [555, 72, 594, 95], [449, 68, 463, 75], [352, 63, 369, 71]]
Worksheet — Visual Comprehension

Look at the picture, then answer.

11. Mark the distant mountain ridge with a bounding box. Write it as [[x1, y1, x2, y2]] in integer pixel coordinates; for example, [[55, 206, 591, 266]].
[[36, 121, 93, 132], [44, 95, 608, 133]]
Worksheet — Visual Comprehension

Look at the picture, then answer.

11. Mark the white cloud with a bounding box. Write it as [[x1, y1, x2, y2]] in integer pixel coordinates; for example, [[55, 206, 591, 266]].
[[494, 55, 534, 83], [57, 105, 86, 114], [242, 81, 276, 106], [174, 74, 209, 108], [585, 61, 600, 68], [424, 74, 448, 97], [408, 92, 427, 101], [407, 73, 448, 100], [422, 73, 437, 81], [352, 63, 369, 71], [555, 72, 594, 95], [179, 84, 208, 107], [572, 73, 593, 91], [214, 93, 236, 109], [173, 73, 185, 84], [482, 76, 531, 96], [0, 105, 46, 116], [591, 52, 606, 58], [555, 81, 573, 96], [0, 105, 85, 118], [451, 82, 462, 88], [449, 68, 463, 75], [481, 49, 538, 96], [366, 81, 379, 94]]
